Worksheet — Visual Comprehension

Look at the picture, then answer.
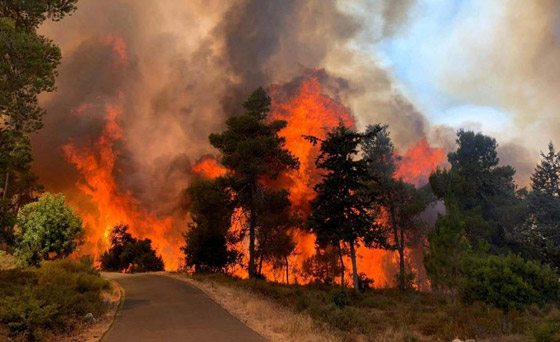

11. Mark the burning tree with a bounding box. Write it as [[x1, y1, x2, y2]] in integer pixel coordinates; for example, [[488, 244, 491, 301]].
[[209, 87, 299, 278], [306, 123, 386, 291], [181, 179, 241, 273], [363, 125, 430, 290], [255, 189, 298, 282]]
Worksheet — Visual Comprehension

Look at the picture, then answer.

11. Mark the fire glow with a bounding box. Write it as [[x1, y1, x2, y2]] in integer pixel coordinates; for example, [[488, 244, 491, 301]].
[[62, 103, 182, 270], [189, 72, 446, 285], [60, 34, 444, 281]]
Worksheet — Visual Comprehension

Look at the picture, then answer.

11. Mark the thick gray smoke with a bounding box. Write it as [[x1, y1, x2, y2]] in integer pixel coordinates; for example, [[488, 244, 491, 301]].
[[34, 0, 428, 220]]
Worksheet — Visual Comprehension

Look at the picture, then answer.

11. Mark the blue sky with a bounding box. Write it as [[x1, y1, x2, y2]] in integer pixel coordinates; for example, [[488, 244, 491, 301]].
[[374, 0, 513, 135]]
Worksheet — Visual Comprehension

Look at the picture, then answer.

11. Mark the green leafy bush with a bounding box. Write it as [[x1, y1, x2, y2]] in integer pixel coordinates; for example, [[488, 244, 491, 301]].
[[461, 254, 560, 311], [0, 258, 110, 340], [15, 193, 83, 266]]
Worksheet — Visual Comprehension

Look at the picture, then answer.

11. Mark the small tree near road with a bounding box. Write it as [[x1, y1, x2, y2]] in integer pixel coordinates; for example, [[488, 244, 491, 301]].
[[15, 193, 83, 265]]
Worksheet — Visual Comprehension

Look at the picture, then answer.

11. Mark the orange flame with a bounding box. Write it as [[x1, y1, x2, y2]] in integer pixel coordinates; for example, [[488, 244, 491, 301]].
[[270, 72, 354, 212], [62, 103, 182, 270], [192, 158, 227, 179], [395, 138, 446, 186]]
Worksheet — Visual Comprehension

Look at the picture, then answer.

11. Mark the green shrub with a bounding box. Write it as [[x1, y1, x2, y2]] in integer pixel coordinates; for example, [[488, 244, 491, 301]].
[[330, 287, 351, 309], [461, 254, 560, 312], [15, 193, 83, 266], [530, 321, 560, 342], [0, 287, 59, 340], [0, 258, 110, 340]]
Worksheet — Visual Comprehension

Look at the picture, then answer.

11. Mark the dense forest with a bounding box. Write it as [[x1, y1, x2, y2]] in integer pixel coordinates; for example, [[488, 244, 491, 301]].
[[180, 87, 560, 308]]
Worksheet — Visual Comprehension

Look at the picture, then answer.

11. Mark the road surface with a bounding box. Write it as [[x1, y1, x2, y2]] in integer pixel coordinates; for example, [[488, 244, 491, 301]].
[[102, 273, 266, 342]]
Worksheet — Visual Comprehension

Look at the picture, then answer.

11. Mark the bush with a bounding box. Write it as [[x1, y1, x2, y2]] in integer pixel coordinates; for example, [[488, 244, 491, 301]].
[[0, 289, 59, 340], [330, 287, 351, 309], [0, 258, 110, 340], [100, 224, 164, 272], [15, 193, 83, 266], [461, 254, 560, 312]]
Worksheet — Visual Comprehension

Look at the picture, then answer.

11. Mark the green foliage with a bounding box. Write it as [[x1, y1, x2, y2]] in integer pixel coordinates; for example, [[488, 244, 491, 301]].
[[181, 179, 239, 273], [530, 319, 560, 342], [15, 193, 83, 266], [255, 189, 298, 279], [531, 142, 560, 197], [307, 123, 385, 290], [0, 129, 42, 246], [0, 0, 78, 31], [0, 20, 61, 132], [0, 258, 110, 340], [0, 289, 58, 340], [330, 287, 351, 308], [100, 224, 164, 272], [208, 87, 298, 278], [363, 124, 430, 290], [461, 253, 560, 312], [424, 199, 469, 292], [209, 87, 298, 182], [514, 142, 560, 269], [429, 130, 520, 250]]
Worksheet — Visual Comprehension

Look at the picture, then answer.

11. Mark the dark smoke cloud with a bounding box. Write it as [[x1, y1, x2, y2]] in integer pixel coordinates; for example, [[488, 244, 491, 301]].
[[35, 0, 429, 221]]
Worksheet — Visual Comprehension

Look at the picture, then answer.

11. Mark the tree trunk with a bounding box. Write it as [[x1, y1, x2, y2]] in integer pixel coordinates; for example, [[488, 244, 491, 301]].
[[248, 182, 257, 279], [285, 255, 289, 285], [398, 225, 406, 290], [338, 242, 345, 287], [349, 240, 359, 292], [2, 170, 9, 200], [390, 204, 405, 291], [257, 252, 264, 277]]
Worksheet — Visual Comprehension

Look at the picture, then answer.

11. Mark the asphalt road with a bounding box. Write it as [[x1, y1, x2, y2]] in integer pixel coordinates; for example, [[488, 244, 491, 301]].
[[102, 273, 266, 342]]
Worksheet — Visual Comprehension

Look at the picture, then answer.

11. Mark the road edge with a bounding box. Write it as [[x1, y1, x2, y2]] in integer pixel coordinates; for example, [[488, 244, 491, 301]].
[[98, 278, 125, 342]]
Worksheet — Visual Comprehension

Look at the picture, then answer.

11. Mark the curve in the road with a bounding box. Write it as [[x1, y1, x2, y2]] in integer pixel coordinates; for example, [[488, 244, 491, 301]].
[[102, 273, 266, 342]]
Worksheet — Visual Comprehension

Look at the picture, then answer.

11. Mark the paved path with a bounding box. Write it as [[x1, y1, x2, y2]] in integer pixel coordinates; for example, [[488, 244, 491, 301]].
[[102, 273, 266, 342]]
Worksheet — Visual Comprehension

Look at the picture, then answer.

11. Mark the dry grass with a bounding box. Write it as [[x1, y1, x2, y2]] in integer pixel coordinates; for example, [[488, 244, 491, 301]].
[[166, 273, 339, 342]]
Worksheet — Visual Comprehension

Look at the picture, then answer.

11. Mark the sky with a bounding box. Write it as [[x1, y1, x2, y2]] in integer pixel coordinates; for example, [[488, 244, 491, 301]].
[[357, 0, 559, 160], [376, 0, 513, 134]]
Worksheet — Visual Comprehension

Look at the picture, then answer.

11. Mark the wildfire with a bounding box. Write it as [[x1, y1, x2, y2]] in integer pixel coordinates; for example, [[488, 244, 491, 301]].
[[270, 72, 355, 212], [62, 103, 182, 270], [395, 138, 446, 186], [192, 158, 227, 179]]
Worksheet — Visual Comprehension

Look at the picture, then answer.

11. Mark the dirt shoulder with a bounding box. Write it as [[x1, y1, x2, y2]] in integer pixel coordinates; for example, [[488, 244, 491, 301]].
[[165, 272, 338, 342]]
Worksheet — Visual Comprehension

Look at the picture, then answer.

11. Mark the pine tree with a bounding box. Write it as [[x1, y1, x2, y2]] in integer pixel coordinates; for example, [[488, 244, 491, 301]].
[[181, 179, 240, 273], [307, 123, 385, 291], [531, 142, 560, 197], [209, 87, 299, 278], [424, 198, 469, 294], [363, 124, 428, 290]]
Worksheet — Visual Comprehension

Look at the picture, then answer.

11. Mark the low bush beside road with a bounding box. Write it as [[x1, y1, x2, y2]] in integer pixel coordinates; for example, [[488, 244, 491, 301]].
[[0, 257, 112, 341]]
